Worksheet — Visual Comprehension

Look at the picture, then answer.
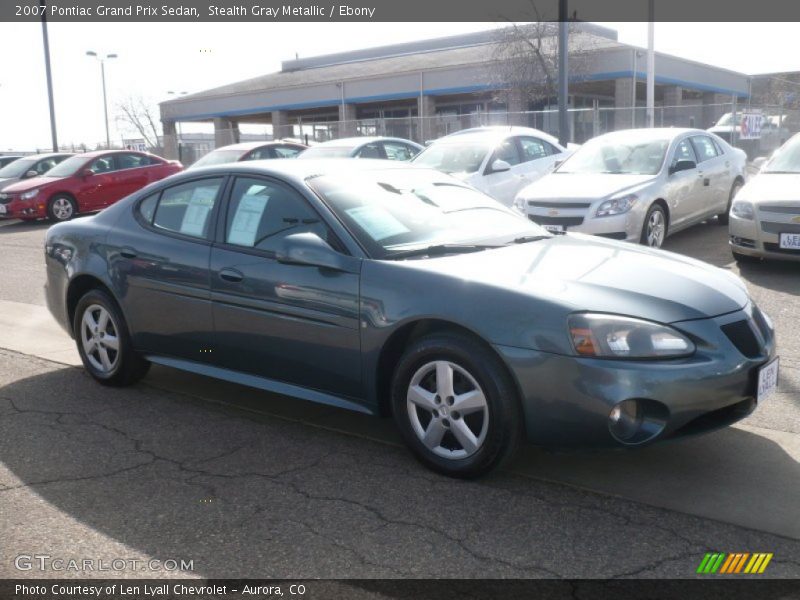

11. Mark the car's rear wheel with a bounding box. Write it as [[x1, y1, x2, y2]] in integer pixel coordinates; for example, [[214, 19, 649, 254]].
[[640, 203, 667, 248], [73, 289, 149, 386], [391, 331, 523, 478], [48, 194, 77, 222], [718, 180, 742, 225]]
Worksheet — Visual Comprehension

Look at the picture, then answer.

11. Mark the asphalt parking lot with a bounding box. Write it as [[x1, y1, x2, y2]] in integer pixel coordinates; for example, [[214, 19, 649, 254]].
[[0, 216, 798, 581]]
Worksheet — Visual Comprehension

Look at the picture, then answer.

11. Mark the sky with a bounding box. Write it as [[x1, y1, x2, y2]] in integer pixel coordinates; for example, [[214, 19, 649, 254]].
[[2, 21, 800, 151]]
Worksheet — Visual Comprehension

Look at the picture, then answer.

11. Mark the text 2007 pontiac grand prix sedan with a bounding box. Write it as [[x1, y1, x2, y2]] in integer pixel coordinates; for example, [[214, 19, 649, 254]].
[[44, 160, 779, 477]]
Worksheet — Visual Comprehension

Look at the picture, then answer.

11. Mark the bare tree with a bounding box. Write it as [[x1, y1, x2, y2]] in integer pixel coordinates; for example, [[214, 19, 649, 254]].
[[115, 96, 161, 149]]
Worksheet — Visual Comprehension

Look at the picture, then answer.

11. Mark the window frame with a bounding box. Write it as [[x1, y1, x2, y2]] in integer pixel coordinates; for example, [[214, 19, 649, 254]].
[[114, 152, 157, 172], [671, 136, 698, 167], [516, 136, 557, 163], [133, 174, 229, 245], [484, 137, 522, 174], [689, 135, 720, 164]]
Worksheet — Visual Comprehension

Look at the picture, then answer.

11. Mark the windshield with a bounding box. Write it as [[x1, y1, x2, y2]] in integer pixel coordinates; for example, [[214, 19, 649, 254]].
[[715, 113, 734, 127], [557, 135, 669, 175], [192, 149, 245, 168], [0, 157, 37, 178], [763, 135, 800, 173], [307, 169, 547, 259], [298, 146, 355, 159], [44, 156, 89, 178], [411, 140, 491, 174]]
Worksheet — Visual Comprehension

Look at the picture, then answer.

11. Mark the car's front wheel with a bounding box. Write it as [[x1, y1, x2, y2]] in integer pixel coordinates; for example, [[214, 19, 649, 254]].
[[640, 203, 668, 248], [391, 331, 523, 478], [718, 180, 743, 225], [73, 289, 150, 386], [48, 194, 77, 222]]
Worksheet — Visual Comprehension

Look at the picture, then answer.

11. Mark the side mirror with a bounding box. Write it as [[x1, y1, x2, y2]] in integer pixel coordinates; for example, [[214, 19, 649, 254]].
[[489, 159, 511, 173], [276, 232, 355, 272], [24, 170, 38, 178], [669, 159, 696, 175], [81, 169, 94, 178]]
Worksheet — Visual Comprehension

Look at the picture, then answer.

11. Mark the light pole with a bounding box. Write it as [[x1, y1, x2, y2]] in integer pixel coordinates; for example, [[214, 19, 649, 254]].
[[167, 91, 187, 161], [86, 51, 117, 148]]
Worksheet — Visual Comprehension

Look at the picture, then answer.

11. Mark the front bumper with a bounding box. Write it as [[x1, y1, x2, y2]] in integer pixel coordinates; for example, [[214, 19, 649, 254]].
[[0, 196, 47, 219], [495, 305, 776, 447], [729, 204, 800, 262], [525, 205, 641, 243]]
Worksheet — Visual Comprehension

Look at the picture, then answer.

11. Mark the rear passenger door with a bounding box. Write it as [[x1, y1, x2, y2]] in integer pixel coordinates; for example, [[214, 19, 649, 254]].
[[516, 136, 562, 185], [112, 153, 155, 203], [689, 135, 728, 216]]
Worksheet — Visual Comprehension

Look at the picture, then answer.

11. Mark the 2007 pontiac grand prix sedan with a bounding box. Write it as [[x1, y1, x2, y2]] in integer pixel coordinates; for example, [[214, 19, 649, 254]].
[[44, 159, 779, 477]]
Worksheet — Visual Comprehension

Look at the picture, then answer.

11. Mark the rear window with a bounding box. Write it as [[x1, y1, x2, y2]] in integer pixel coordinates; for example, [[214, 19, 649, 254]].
[[150, 178, 224, 239]]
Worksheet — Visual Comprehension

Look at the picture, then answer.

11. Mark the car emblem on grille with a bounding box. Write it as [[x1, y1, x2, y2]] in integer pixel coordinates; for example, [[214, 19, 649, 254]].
[[792, 215, 800, 224], [548, 209, 559, 216]]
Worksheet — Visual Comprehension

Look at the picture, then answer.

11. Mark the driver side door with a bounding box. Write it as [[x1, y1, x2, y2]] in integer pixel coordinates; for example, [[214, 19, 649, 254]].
[[664, 137, 704, 229], [480, 137, 524, 206]]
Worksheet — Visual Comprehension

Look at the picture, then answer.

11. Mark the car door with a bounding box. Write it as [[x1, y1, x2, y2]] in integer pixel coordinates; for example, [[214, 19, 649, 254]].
[[75, 155, 118, 211], [107, 176, 225, 359], [380, 141, 418, 161], [110, 153, 154, 204], [690, 135, 728, 217], [210, 175, 362, 398], [516, 136, 562, 188], [480, 137, 524, 206], [664, 137, 704, 229]]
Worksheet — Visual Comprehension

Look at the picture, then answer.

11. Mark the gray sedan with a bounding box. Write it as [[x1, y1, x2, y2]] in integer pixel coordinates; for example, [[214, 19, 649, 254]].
[[44, 160, 777, 477], [515, 128, 747, 247], [0, 152, 73, 191]]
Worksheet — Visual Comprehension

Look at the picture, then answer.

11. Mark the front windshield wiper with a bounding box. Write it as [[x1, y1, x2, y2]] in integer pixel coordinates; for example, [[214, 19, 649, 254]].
[[511, 234, 555, 244], [385, 243, 502, 260], [762, 170, 800, 174]]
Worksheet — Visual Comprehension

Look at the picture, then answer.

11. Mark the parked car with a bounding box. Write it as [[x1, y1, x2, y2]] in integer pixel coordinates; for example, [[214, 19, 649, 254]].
[[411, 126, 569, 207], [44, 159, 776, 477], [189, 140, 308, 169], [729, 132, 800, 263], [0, 155, 24, 169], [0, 152, 73, 191], [297, 136, 423, 161], [708, 112, 790, 157], [0, 150, 182, 222], [514, 128, 748, 248]]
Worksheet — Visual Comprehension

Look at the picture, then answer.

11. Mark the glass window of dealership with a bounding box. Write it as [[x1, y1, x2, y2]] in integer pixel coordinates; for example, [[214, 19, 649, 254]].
[[159, 24, 753, 160]]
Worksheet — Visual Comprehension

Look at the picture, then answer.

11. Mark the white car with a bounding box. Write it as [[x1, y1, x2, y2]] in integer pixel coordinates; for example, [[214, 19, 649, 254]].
[[297, 136, 423, 161], [410, 126, 569, 206], [729, 133, 800, 263], [514, 128, 748, 248]]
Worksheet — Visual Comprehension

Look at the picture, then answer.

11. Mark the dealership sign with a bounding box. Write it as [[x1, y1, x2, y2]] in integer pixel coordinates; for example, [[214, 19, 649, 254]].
[[739, 112, 764, 139]]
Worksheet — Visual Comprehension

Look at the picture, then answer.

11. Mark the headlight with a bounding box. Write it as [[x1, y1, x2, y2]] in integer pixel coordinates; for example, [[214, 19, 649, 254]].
[[20, 189, 40, 201], [0, 193, 8, 200], [512, 196, 526, 214], [568, 313, 695, 359], [731, 200, 754, 220], [596, 194, 637, 217]]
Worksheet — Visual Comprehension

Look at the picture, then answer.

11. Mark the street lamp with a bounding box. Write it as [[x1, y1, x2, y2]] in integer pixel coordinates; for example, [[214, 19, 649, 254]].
[[86, 51, 117, 149], [167, 91, 187, 160]]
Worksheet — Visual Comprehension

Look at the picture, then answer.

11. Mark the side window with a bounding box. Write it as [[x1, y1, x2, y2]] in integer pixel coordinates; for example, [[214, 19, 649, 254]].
[[36, 158, 58, 174], [89, 156, 116, 174], [225, 177, 330, 253], [690, 136, 719, 163], [273, 145, 303, 159], [672, 139, 697, 165], [137, 193, 159, 223], [354, 143, 384, 159], [518, 137, 554, 162], [381, 142, 415, 161], [152, 178, 223, 239], [116, 153, 151, 170], [246, 147, 274, 161], [491, 138, 521, 168]]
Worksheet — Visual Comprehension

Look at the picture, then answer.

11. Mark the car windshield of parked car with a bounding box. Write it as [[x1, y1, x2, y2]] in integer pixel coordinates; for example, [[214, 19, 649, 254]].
[[0, 157, 37, 178], [763, 136, 800, 173], [556, 136, 669, 175], [192, 150, 245, 168], [715, 113, 734, 127], [43, 156, 88, 177], [298, 146, 355, 159], [308, 170, 546, 258], [411, 141, 491, 174]]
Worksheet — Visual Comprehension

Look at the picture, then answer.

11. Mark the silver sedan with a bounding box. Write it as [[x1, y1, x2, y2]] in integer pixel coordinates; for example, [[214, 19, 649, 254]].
[[514, 128, 748, 248]]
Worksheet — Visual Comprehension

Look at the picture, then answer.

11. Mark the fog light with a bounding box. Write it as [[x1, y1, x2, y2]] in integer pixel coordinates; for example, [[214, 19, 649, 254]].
[[608, 399, 669, 445]]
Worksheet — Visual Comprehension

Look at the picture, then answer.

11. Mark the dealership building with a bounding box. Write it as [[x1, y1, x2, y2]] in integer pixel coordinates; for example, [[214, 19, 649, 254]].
[[159, 23, 751, 158]]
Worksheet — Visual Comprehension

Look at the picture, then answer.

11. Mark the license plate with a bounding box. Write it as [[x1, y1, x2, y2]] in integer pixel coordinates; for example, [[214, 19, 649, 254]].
[[0, 204, 6, 214], [779, 232, 800, 250], [757, 357, 779, 402], [543, 224, 564, 233]]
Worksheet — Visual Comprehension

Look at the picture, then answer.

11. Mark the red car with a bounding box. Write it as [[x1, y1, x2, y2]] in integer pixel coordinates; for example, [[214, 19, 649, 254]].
[[0, 150, 183, 222]]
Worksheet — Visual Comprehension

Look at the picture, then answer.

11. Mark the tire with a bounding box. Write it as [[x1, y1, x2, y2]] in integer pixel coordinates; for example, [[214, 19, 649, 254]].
[[732, 251, 760, 264], [718, 180, 743, 225], [73, 289, 150, 386], [47, 194, 77, 222], [640, 203, 668, 248], [390, 331, 523, 478]]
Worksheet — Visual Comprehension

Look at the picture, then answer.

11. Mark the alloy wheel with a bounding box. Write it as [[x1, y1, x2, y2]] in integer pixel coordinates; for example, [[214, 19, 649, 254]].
[[646, 209, 666, 247], [80, 304, 120, 373], [52, 197, 74, 220], [406, 360, 489, 459]]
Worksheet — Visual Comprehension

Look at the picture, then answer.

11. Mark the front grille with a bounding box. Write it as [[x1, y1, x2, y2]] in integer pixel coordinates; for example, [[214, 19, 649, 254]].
[[764, 242, 800, 255], [760, 221, 800, 235], [721, 320, 762, 358], [529, 215, 585, 227], [528, 200, 591, 209], [759, 205, 800, 214]]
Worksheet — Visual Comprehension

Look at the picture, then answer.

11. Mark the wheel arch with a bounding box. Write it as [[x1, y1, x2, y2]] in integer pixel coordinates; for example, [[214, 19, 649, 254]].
[[66, 274, 119, 336]]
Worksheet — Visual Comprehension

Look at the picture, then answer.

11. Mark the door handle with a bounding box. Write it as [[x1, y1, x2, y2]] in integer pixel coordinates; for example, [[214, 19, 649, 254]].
[[120, 247, 137, 259], [219, 268, 244, 283], [703, 178, 710, 186]]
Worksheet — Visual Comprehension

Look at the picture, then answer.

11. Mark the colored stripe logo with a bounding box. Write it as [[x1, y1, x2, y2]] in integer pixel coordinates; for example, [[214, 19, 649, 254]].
[[697, 553, 773, 574]]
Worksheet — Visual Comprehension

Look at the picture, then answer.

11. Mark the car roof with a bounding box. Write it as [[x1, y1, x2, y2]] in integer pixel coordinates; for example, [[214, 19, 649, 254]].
[[211, 140, 307, 152], [434, 126, 563, 147], [591, 128, 709, 142], [17, 152, 74, 160], [74, 149, 156, 158], [311, 136, 421, 148]]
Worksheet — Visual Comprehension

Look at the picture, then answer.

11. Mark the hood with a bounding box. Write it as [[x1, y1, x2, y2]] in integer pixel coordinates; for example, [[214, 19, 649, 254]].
[[2, 175, 59, 193], [517, 173, 657, 202], [407, 234, 749, 324], [0, 177, 21, 191], [738, 173, 800, 203]]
